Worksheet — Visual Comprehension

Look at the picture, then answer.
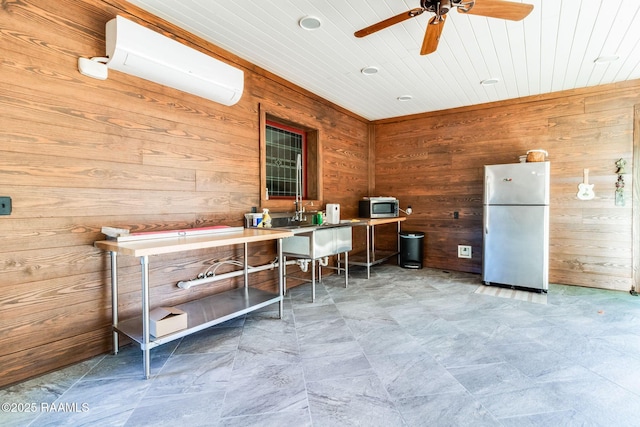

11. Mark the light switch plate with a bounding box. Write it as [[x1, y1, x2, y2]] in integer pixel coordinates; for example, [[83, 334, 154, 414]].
[[0, 196, 12, 215]]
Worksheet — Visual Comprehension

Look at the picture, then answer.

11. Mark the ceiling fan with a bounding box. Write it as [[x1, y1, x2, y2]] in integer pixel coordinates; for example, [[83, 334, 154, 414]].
[[354, 0, 534, 55]]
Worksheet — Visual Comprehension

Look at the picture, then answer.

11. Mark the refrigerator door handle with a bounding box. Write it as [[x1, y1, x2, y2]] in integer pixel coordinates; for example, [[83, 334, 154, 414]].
[[485, 207, 489, 234], [485, 178, 489, 205], [484, 177, 489, 234]]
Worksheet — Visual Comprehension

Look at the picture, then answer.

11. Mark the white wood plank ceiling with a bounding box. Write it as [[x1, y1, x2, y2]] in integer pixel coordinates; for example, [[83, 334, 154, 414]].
[[127, 0, 640, 120]]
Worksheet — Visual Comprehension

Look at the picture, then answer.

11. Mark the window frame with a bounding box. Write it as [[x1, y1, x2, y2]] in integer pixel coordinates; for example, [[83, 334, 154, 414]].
[[259, 103, 322, 212]]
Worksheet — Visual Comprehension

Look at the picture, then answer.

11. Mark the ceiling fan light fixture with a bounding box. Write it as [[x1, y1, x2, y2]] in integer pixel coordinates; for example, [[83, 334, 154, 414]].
[[361, 66, 379, 75], [397, 95, 413, 102], [594, 55, 619, 64], [299, 16, 322, 31], [481, 78, 500, 86]]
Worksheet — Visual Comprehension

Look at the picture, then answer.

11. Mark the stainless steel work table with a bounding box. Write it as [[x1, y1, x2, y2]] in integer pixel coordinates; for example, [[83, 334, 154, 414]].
[[346, 217, 406, 278], [95, 227, 293, 379]]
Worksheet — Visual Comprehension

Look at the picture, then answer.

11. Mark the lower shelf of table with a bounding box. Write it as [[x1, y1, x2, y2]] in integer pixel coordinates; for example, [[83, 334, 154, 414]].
[[115, 287, 282, 348], [347, 250, 398, 267]]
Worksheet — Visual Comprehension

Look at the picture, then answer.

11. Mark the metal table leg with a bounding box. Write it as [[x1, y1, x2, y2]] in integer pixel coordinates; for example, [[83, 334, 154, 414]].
[[282, 255, 288, 296], [278, 238, 284, 319], [311, 258, 316, 302], [110, 251, 119, 354], [344, 250, 349, 288], [366, 224, 371, 279], [397, 220, 402, 264], [243, 242, 249, 289], [140, 255, 151, 379]]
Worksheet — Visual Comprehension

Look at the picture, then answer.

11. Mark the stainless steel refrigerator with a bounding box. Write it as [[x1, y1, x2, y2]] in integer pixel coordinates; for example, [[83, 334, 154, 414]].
[[482, 162, 550, 291]]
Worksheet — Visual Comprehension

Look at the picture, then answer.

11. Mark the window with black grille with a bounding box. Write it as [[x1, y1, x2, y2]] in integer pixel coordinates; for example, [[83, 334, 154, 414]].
[[265, 121, 306, 198]]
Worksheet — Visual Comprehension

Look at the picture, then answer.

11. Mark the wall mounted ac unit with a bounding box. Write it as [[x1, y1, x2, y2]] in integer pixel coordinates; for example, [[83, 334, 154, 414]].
[[79, 16, 244, 106]]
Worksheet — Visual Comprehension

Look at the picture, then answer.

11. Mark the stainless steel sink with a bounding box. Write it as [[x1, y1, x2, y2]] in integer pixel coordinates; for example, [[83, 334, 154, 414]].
[[269, 215, 313, 229], [270, 213, 349, 233], [275, 222, 348, 232], [279, 224, 352, 258], [276, 224, 314, 230], [266, 212, 352, 258], [266, 213, 353, 302]]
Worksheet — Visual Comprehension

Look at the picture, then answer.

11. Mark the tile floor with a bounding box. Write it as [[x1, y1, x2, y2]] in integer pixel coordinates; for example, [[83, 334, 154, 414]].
[[2, 265, 640, 426]]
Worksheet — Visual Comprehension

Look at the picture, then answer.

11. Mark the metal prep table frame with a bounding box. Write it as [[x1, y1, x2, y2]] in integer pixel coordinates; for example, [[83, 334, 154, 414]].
[[94, 227, 293, 379], [345, 217, 406, 278]]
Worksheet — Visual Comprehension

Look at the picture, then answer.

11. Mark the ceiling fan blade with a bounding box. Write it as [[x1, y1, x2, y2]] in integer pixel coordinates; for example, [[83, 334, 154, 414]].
[[421, 15, 446, 55], [355, 8, 424, 38], [458, 0, 534, 21]]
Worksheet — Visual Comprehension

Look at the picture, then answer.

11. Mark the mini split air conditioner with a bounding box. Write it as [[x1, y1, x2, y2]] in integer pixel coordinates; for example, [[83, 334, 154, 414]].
[[78, 16, 243, 106]]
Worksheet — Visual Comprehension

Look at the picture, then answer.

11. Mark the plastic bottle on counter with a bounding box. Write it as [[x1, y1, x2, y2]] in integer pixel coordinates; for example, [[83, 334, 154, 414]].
[[261, 208, 272, 228]]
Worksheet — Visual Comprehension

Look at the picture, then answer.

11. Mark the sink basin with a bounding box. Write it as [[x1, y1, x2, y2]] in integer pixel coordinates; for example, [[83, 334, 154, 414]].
[[278, 225, 313, 230], [274, 222, 347, 232], [276, 223, 313, 230], [270, 215, 313, 229], [278, 223, 352, 258], [260, 213, 352, 257], [269, 213, 349, 232], [270, 216, 353, 303]]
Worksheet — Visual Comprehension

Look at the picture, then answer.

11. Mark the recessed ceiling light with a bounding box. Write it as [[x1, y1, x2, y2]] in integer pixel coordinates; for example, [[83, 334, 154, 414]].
[[481, 78, 500, 86], [361, 66, 379, 75], [299, 16, 322, 31], [594, 55, 619, 64], [397, 95, 413, 102]]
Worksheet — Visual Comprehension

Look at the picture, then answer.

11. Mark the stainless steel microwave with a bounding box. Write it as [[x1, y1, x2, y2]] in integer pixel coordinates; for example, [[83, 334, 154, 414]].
[[359, 197, 399, 218]]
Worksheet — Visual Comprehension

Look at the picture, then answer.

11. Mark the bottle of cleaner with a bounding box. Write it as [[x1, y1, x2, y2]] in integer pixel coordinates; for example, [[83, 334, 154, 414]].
[[261, 208, 272, 228]]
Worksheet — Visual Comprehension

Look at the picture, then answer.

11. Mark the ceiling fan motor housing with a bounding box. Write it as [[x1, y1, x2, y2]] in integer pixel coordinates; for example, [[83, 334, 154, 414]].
[[421, 0, 452, 14]]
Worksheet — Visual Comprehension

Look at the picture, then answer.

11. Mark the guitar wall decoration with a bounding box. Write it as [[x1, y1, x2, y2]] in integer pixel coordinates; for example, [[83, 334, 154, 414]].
[[577, 168, 595, 200]]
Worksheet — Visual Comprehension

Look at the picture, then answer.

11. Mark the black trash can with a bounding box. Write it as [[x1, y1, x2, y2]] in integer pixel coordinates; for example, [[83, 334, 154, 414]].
[[400, 231, 424, 269]]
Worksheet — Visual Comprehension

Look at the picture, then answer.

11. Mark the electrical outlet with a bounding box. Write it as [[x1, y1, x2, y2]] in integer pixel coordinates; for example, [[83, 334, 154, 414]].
[[458, 245, 472, 259], [0, 196, 11, 215]]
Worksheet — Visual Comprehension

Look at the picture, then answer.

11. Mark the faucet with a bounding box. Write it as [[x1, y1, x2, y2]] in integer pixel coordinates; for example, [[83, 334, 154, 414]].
[[293, 153, 304, 221]]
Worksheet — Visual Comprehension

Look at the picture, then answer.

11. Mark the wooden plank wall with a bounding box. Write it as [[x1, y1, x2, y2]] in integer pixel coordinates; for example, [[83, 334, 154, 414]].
[[373, 81, 639, 292], [0, 0, 369, 387], [1, 0, 637, 389]]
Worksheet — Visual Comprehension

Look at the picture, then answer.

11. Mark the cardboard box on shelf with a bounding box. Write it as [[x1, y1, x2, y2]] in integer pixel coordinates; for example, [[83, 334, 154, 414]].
[[150, 306, 187, 337]]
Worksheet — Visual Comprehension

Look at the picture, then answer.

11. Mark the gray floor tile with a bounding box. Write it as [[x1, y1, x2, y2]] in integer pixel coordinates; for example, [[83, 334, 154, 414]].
[[218, 407, 312, 427], [146, 352, 234, 396], [475, 381, 571, 419], [549, 378, 640, 427], [233, 329, 300, 370], [306, 375, 405, 427], [302, 351, 373, 382], [125, 390, 225, 426], [4, 266, 640, 426], [174, 326, 243, 354], [497, 409, 601, 427], [31, 377, 150, 426], [220, 363, 307, 418], [395, 392, 501, 427], [369, 352, 466, 398]]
